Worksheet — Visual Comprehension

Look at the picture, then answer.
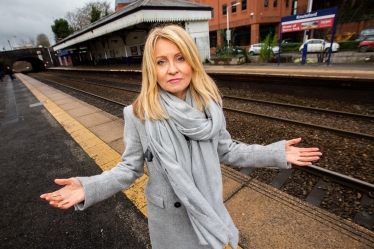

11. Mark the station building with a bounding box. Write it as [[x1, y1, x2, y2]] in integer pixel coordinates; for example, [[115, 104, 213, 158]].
[[54, 0, 374, 67], [54, 0, 212, 67]]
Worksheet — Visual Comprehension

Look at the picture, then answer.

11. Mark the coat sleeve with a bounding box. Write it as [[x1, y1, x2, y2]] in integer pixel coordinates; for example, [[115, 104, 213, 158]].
[[217, 117, 291, 169], [75, 106, 145, 210]]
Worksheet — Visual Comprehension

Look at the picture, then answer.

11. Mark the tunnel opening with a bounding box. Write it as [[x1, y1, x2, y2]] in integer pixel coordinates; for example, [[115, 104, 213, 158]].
[[14, 57, 45, 72]]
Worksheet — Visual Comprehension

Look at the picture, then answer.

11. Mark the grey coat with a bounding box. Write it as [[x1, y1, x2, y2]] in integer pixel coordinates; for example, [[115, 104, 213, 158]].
[[76, 105, 291, 249]]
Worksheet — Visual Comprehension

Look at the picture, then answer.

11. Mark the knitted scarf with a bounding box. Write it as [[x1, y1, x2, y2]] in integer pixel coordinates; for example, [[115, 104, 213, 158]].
[[145, 89, 238, 249]]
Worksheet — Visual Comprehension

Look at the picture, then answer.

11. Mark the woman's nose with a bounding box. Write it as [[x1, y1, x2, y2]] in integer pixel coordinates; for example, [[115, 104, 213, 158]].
[[168, 62, 178, 74]]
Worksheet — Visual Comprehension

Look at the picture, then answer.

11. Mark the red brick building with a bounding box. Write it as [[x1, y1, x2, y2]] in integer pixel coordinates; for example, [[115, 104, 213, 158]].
[[190, 0, 310, 48], [115, 0, 135, 11], [189, 0, 374, 48]]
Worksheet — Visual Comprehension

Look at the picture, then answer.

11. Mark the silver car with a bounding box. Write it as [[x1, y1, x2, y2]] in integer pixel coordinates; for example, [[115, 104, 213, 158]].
[[248, 43, 280, 55]]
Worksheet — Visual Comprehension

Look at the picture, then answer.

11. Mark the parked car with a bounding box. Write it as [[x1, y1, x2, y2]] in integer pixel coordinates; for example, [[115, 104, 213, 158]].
[[281, 38, 293, 43], [357, 36, 374, 52], [248, 43, 281, 55], [356, 28, 374, 41], [298, 39, 339, 53]]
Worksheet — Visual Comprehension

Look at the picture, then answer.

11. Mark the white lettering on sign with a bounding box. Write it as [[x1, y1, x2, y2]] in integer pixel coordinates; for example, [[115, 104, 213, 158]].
[[296, 12, 318, 19]]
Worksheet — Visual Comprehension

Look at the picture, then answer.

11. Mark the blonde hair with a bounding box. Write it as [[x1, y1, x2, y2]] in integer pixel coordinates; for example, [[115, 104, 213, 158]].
[[133, 24, 221, 121]]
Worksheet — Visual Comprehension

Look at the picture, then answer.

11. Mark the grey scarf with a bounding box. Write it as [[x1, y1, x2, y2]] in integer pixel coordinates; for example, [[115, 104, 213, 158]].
[[145, 89, 238, 249]]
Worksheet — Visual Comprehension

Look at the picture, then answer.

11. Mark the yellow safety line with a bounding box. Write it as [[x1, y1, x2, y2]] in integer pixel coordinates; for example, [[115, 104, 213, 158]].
[[18, 74, 148, 217], [19, 74, 242, 249]]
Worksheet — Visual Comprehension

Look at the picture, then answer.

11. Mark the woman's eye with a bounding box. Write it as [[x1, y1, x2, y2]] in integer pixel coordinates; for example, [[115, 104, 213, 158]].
[[177, 56, 185, 62], [157, 60, 165, 65]]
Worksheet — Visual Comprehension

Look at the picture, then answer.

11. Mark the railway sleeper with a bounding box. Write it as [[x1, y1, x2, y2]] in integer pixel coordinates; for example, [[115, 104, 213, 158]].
[[354, 194, 374, 229]]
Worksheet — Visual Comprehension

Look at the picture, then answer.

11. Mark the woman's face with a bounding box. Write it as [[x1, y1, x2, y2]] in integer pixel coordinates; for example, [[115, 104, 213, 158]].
[[154, 38, 192, 100]]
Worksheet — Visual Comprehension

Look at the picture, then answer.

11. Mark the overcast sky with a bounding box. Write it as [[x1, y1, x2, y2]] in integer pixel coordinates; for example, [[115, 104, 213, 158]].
[[0, 0, 113, 50]]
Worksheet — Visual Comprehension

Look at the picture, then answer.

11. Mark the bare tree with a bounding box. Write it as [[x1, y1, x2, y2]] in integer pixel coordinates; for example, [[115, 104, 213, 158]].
[[28, 37, 36, 47], [36, 33, 51, 48], [18, 39, 29, 48], [65, 1, 113, 31]]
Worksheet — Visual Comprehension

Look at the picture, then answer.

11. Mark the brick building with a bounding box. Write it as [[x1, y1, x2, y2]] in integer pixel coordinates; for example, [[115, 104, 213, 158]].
[[189, 0, 310, 48], [189, 0, 374, 49], [115, 0, 135, 11]]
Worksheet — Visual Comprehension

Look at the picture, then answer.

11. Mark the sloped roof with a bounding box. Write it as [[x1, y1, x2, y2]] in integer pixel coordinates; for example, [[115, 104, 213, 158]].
[[54, 0, 211, 48]]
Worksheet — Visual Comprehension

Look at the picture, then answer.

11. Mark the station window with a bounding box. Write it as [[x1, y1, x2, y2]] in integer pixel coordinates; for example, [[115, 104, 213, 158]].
[[242, 0, 247, 10], [274, 0, 277, 8], [232, 1, 237, 13], [223, 4, 227, 15], [264, 0, 269, 8], [211, 8, 214, 18], [285, 0, 289, 8]]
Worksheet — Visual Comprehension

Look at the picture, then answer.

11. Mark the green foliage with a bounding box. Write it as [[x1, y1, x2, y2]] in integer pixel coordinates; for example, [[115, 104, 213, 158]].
[[90, 6, 102, 23], [280, 42, 302, 52], [259, 33, 278, 61], [215, 46, 246, 58], [104, 8, 109, 16], [51, 18, 74, 42], [337, 41, 361, 50], [218, 29, 228, 47], [216, 46, 233, 58], [279, 41, 361, 52]]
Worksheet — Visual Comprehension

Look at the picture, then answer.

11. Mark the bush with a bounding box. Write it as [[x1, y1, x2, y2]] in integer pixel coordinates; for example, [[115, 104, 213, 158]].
[[215, 46, 248, 62], [279, 41, 360, 52], [281, 42, 302, 52], [337, 40, 360, 50]]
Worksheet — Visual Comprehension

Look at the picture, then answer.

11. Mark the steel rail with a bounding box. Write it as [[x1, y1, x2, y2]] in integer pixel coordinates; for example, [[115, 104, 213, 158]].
[[223, 95, 374, 120], [31, 76, 128, 107], [294, 165, 374, 194], [35, 74, 374, 141], [33, 74, 374, 196], [233, 140, 374, 194], [224, 107, 374, 141]]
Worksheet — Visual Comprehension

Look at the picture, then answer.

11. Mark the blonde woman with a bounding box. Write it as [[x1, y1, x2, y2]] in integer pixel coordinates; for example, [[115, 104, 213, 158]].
[[41, 25, 321, 249]]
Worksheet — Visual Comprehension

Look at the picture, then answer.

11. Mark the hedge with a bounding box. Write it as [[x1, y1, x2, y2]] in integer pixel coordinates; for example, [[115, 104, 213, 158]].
[[280, 40, 361, 52]]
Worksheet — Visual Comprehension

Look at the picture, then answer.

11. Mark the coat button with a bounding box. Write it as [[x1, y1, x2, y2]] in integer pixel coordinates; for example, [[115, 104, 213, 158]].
[[174, 202, 181, 208]]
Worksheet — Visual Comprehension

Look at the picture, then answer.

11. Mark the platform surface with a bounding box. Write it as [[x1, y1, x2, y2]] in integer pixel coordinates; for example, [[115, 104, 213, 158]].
[[1, 73, 373, 248]]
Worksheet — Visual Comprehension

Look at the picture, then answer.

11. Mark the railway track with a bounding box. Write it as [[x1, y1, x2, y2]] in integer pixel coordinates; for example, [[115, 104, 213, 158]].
[[28, 72, 374, 231], [35, 72, 374, 141]]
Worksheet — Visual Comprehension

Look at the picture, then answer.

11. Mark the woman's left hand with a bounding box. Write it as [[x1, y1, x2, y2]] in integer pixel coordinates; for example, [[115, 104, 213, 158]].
[[285, 138, 322, 166]]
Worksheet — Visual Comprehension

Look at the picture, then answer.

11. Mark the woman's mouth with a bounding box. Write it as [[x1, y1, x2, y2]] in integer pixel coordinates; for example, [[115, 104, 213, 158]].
[[168, 78, 182, 83]]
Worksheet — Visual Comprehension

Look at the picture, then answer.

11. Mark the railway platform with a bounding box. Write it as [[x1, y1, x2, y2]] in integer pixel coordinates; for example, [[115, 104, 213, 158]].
[[1, 73, 374, 248], [47, 61, 374, 81]]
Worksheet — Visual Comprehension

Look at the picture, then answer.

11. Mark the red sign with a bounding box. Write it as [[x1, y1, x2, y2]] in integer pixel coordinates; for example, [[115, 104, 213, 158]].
[[282, 17, 334, 33]]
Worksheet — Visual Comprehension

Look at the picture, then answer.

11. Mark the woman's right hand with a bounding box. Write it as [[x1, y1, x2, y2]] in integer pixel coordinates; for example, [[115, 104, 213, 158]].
[[40, 178, 85, 210]]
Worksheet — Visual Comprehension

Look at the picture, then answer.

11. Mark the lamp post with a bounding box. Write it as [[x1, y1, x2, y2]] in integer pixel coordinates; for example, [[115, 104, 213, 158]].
[[226, 2, 240, 48]]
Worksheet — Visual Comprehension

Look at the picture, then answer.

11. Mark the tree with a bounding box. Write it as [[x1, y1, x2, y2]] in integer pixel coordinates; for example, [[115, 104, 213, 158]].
[[18, 39, 29, 48], [28, 37, 36, 47], [259, 33, 278, 62], [90, 6, 102, 23], [36, 33, 50, 48], [65, 1, 112, 31], [51, 18, 74, 42]]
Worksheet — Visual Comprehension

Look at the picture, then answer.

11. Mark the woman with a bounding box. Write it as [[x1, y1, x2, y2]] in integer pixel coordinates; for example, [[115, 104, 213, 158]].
[[41, 25, 321, 249]]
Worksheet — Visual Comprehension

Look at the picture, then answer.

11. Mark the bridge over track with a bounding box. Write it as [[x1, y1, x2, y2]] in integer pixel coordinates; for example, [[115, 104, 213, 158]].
[[0, 47, 58, 72]]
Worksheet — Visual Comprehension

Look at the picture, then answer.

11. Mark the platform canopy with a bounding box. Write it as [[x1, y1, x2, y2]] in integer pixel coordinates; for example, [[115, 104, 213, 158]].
[[52, 0, 212, 52]]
